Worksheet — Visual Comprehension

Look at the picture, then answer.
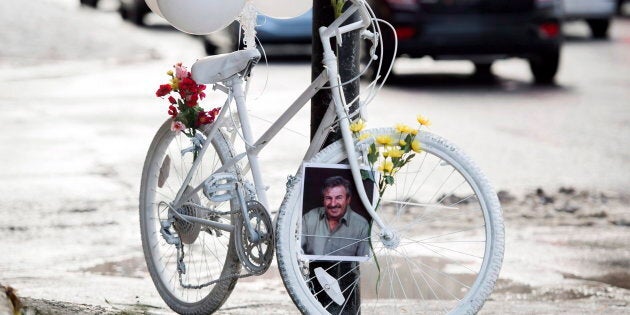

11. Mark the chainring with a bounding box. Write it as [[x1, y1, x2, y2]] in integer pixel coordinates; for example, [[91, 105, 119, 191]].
[[235, 200, 274, 275]]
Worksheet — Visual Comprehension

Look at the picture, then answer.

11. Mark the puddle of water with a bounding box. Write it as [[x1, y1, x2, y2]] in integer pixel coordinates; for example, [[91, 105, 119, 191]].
[[357, 255, 476, 300], [82, 256, 148, 278], [565, 272, 630, 290]]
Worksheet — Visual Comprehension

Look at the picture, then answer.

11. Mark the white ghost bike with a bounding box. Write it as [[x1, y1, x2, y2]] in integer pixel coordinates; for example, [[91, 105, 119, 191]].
[[139, 0, 505, 314]]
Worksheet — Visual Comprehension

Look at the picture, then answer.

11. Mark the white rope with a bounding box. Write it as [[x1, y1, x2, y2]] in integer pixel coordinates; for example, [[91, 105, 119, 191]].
[[239, 0, 258, 50]]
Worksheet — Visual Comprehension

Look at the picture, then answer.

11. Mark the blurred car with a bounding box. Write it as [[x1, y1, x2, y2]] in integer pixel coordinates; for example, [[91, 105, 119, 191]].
[[119, 0, 151, 26], [561, 0, 616, 38], [202, 10, 313, 55], [366, 0, 563, 84], [79, 0, 99, 8]]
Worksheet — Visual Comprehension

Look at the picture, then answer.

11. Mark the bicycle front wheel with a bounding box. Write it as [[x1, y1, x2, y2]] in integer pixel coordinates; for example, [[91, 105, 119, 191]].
[[276, 128, 504, 314], [139, 120, 240, 314]]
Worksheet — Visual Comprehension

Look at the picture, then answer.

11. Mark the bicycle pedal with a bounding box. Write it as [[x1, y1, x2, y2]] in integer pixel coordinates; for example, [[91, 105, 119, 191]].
[[203, 173, 238, 202]]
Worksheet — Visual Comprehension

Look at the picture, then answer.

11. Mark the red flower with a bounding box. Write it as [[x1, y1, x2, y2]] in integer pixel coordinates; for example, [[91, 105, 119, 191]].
[[198, 85, 207, 100], [167, 105, 178, 118], [197, 107, 220, 126], [168, 96, 176, 104], [209, 107, 220, 118], [187, 94, 199, 107], [179, 77, 197, 93], [156, 84, 172, 97]]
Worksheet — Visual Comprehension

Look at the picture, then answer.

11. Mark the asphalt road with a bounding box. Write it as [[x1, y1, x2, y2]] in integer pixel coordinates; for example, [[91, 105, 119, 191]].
[[0, 1, 629, 314]]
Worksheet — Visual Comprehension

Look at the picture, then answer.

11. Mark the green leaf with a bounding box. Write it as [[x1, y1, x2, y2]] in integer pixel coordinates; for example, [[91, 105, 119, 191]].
[[405, 133, 413, 144], [368, 143, 378, 164], [385, 175, 394, 185], [361, 169, 376, 182]]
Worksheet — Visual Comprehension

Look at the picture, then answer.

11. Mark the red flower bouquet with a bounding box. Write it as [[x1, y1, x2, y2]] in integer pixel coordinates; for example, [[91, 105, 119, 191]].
[[155, 62, 220, 137]]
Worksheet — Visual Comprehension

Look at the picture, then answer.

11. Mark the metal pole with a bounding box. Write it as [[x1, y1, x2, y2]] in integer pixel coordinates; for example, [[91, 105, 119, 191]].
[[311, 0, 360, 145], [311, 1, 362, 312]]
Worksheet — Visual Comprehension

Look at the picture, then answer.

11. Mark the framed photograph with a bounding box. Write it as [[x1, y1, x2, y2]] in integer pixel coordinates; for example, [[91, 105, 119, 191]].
[[300, 162, 377, 262]]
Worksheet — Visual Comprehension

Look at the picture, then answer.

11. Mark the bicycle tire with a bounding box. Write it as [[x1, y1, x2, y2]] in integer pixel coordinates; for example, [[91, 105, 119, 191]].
[[276, 128, 504, 314], [140, 120, 241, 314]]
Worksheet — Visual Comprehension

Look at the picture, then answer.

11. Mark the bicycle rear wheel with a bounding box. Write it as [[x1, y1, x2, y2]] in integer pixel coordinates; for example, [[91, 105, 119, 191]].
[[276, 128, 504, 314], [139, 120, 240, 314]]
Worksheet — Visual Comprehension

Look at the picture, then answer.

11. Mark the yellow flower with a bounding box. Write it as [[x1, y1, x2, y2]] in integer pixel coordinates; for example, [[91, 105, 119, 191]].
[[399, 139, 407, 146], [170, 77, 180, 90], [378, 159, 394, 173], [409, 129, 418, 135], [349, 119, 365, 133], [375, 135, 394, 146], [358, 133, 371, 141], [166, 70, 174, 76], [386, 148, 404, 158], [417, 115, 431, 127], [411, 140, 422, 153], [394, 123, 408, 133]]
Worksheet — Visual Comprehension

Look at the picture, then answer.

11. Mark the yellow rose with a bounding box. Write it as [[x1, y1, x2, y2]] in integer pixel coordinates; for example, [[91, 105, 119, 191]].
[[349, 119, 365, 133], [417, 115, 431, 127], [378, 159, 394, 173], [411, 140, 422, 153], [375, 135, 394, 146]]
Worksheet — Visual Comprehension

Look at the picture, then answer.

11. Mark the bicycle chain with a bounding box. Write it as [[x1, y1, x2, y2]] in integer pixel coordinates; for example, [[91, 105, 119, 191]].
[[176, 243, 256, 290], [171, 200, 259, 290]]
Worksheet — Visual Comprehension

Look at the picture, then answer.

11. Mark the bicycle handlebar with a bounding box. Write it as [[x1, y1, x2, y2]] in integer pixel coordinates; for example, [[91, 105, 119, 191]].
[[319, 0, 373, 42]]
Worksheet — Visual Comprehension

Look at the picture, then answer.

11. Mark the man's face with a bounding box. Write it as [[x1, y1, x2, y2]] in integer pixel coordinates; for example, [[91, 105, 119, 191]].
[[323, 185, 351, 221]]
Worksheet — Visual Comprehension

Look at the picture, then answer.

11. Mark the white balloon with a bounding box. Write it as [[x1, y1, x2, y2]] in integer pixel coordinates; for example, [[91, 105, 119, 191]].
[[156, 0, 246, 35], [253, 0, 311, 19], [145, 0, 163, 18]]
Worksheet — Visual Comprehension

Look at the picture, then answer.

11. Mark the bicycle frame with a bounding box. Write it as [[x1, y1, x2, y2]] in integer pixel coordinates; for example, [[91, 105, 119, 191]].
[[171, 0, 390, 235]]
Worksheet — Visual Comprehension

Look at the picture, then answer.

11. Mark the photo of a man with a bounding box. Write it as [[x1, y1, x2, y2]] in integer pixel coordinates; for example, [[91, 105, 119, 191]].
[[300, 164, 374, 261]]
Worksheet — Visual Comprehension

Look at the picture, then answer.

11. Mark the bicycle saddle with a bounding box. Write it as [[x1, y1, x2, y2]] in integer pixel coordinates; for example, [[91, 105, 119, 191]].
[[191, 49, 261, 85]]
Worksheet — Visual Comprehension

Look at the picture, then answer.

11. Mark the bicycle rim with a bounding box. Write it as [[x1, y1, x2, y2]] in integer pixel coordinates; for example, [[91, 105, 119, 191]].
[[277, 128, 504, 314], [139, 120, 240, 314]]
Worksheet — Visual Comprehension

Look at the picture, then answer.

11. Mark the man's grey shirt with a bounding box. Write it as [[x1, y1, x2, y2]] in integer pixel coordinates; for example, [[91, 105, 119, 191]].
[[301, 207, 370, 257]]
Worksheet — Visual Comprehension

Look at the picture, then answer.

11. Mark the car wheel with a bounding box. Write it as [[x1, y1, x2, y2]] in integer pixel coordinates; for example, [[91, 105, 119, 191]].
[[127, 3, 146, 26], [529, 49, 560, 85], [473, 62, 494, 79], [80, 0, 98, 8], [203, 37, 219, 55], [118, 5, 129, 20], [587, 19, 610, 39]]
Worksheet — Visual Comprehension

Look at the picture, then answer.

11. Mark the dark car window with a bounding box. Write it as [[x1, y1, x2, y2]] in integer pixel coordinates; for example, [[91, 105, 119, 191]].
[[421, 0, 534, 14]]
